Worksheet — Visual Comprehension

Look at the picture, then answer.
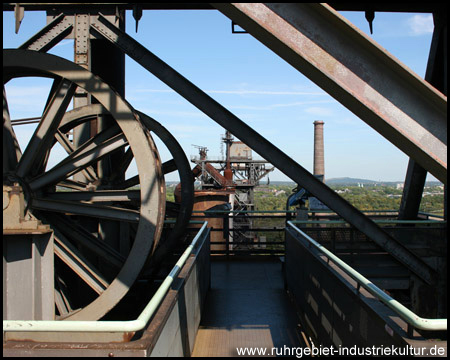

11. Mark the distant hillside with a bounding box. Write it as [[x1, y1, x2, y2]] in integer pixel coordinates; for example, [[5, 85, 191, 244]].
[[326, 177, 442, 187], [325, 177, 378, 186], [168, 178, 442, 187], [266, 181, 295, 186]]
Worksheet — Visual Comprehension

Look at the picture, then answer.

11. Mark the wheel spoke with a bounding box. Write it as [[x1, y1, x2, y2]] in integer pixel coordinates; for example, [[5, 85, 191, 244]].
[[54, 233, 109, 295], [115, 175, 139, 190], [54, 275, 73, 316], [29, 133, 128, 191], [46, 189, 140, 202], [57, 123, 121, 167], [4, 49, 165, 321], [47, 213, 125, 269], [55, 129, 98, 183], [16, 79, 76, 178], [56, 179, 90, 191], [108, 147, 134, 182], [162, 159, 177, 175], [31, 198, 140, 222]]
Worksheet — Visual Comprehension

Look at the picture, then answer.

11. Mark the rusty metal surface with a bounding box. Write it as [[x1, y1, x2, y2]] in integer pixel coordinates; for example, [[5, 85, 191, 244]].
[[191, 191, 232, 252], [137, 111, 195, 275], [137, 111, 194, 245], [214, 3, 447, 184], [399, 12, 447, 220]]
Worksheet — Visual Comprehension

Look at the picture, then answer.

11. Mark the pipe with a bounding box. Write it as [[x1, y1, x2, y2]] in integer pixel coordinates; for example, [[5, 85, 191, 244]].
[[287, 221, 447, 331], [3, 222, 208, 333]]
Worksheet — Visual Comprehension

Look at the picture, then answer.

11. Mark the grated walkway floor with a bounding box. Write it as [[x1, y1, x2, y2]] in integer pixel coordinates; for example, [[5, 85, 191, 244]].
[[192, 258, 303, 357]]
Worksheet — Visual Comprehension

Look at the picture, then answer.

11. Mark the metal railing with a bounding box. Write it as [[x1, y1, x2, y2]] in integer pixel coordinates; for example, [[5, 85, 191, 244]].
[[3, 222, 209, 333], [287, 221, 447, 332], [189, 209, 445, 256]]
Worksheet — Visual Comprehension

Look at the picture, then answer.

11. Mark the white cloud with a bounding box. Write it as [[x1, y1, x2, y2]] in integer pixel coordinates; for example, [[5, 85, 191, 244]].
[[229, 100, 335, 111], [305, 106, 333, 117], [141, 109, 204, 118], [4, 85, 50, 117], [406, 14, 433, 36], [133, 89, 174, 93], [5, 85, 50, 100], [53, 39, 73, 48], [133, 88, 326, 96], [331, 116, 361, 125], [207, 89, 325, 96]]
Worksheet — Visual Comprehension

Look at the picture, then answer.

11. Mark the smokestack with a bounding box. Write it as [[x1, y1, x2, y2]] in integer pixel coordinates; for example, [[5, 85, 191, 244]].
[[313, 121, 325, 182]]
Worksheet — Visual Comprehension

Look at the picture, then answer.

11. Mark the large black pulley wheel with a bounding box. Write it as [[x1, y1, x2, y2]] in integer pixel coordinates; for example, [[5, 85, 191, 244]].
[[3, 49, 165, 321], [56, 106, 195, 273]]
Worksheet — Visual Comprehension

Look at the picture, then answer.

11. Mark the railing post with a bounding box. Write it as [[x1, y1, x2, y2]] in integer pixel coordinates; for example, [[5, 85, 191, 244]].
[[224, 213, 230, 257]]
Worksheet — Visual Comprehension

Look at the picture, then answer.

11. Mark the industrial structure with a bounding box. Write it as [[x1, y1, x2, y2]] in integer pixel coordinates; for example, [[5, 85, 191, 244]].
[[3, 3, 447, 357], [190, 131, 274, 249]]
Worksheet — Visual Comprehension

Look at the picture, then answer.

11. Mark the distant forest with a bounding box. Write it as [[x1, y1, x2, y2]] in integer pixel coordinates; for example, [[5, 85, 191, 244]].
[[254, 184, 444, 214], [166, 183, 445, 215]]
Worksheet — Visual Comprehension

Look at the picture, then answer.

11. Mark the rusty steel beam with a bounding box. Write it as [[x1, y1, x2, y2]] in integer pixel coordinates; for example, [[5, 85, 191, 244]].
[[89, 14, 436, 284], [18, 13, 73, 52], [2, 3, 447, 12], [328, 3, 447, 13], [399, 13, 447, 220], [213, 3, 447, 184]]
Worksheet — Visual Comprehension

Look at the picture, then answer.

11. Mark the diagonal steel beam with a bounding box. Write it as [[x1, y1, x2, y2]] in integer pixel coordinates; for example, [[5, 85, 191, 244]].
[[214, 3, 447, 184], [399, 13, 447, 220], [18, 13, 73, 52], [89, 14, 437, 284]]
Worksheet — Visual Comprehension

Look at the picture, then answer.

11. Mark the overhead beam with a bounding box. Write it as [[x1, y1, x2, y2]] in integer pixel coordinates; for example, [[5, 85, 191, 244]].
[[328, 3, 448, 13], [399, 13, 447, 220], [2, 3, 447, 12], [213, 3, 447, 184], [90, 14, 436, 284]]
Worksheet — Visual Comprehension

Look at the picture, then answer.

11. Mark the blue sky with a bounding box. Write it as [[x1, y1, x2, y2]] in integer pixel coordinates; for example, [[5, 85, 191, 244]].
[[3, 8, 438, 182]]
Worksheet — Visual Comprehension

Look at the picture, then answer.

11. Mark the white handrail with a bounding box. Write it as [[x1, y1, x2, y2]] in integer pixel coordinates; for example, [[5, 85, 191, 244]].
[[287, 221, 446, 331], [3, 222, 209, 333]]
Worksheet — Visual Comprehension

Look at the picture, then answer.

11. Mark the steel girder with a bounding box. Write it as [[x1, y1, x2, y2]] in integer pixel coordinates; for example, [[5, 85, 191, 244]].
[[399, 13, 447, 220], [213, 3, 447, 184], [87, 14, 436, 284]]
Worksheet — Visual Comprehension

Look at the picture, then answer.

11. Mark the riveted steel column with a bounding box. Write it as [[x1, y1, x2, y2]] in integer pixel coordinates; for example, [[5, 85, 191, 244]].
[[214, 3, 447, 184], [90, 11, 126, 183], [72, 13, 92, 183], [90, 11, 127, 258], [90, 15, 436, 284]]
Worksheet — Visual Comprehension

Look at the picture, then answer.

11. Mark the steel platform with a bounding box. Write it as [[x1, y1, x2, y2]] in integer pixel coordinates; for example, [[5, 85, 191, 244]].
[[192, 257, 304, 357]]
